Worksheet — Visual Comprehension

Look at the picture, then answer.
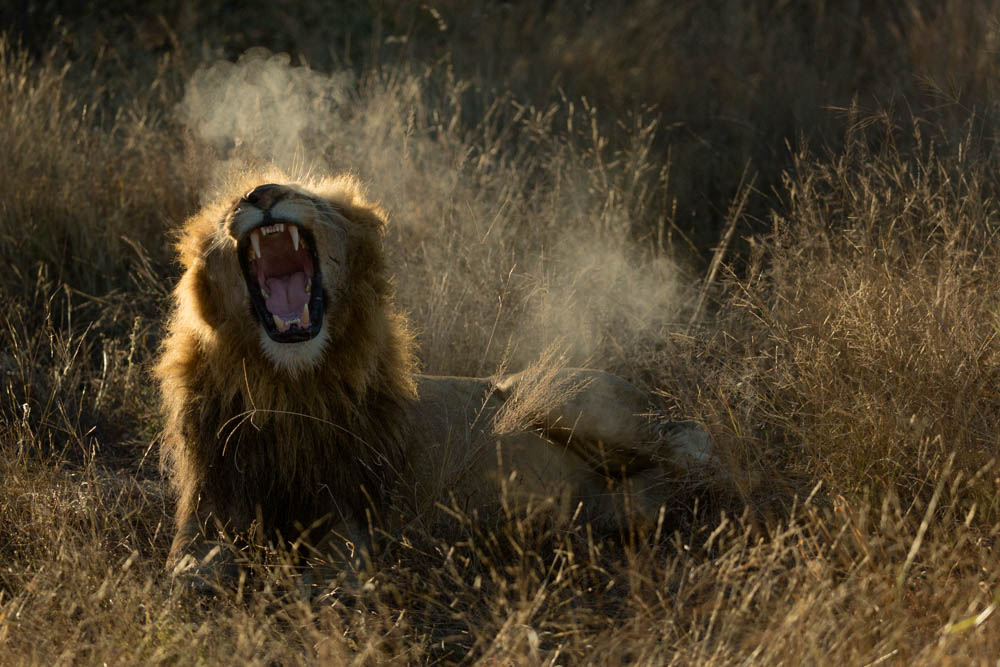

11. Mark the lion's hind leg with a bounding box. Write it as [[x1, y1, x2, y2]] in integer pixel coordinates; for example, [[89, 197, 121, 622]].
[[493, 367, 712, 476]]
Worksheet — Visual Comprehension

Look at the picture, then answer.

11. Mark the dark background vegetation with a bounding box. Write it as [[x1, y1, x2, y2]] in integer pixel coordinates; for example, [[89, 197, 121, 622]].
[[2, 1, 1000, 663], [10, 1, 1000, 253]]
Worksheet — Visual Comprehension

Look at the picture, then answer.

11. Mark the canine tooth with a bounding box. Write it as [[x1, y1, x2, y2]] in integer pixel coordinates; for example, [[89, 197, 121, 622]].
[[289, 226, 299, 251], [273, 314, 289, 332], [300, 304, 310, 328], [250, 230, 262, 258]]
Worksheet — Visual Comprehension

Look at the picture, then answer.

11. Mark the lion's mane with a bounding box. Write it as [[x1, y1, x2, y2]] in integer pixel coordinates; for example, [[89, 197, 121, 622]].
[[155, 172, 417, 562]]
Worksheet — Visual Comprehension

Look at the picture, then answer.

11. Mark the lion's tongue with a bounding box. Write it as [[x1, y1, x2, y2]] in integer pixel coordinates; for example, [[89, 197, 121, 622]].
[[265, 272, 308, 319]]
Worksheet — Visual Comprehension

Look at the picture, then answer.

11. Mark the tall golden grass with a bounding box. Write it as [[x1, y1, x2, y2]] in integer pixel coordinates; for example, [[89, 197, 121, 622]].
[[2, 2, 1000, 663]]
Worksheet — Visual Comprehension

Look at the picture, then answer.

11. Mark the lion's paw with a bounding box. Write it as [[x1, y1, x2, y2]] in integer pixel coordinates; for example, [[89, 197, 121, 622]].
[[657, 419, 713, 469], [169, 547, 240, 596]]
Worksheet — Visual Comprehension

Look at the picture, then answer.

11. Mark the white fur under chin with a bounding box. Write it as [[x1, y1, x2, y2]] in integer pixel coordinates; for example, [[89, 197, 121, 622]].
[[258, 324, 329, 376]]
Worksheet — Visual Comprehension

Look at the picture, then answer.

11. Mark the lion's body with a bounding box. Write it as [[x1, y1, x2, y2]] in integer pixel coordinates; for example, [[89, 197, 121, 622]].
[[156, 173, 709, 581]]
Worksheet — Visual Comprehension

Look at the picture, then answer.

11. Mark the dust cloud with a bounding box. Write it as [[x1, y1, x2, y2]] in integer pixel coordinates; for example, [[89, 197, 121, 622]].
[[178, 48, 352, 173], [513, 237, 694, 368], [177, 49, 695, 375]]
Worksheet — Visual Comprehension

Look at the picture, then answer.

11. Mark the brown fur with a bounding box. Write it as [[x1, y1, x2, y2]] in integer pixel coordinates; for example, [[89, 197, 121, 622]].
[[156, 171, 711, 582]]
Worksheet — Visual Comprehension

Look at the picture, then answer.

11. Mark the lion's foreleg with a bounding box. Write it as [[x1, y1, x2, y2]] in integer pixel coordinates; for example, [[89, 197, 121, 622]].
[[298, 518, 372, 595], [167, 488, 242, 591]]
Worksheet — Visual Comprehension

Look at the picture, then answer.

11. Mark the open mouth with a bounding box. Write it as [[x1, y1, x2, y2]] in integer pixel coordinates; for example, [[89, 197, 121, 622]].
[[238, 221, 324, 343]]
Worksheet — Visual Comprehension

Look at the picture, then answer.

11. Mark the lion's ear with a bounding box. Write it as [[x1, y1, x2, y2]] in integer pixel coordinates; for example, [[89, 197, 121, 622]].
[[314, 175, 388, 236], [184, 240, 246, 330], [176, 214, 218, 270], [174, 207, 239, 329], [338, 200, 388, 237], [333, 199, 391, 294]]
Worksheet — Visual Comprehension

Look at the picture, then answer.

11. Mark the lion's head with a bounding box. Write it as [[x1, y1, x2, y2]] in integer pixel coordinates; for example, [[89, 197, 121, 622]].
[[169, 172, 412, 380]]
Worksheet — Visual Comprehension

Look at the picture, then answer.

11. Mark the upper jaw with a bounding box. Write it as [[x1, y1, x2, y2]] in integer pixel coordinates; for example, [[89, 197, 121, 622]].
[[227, 194, 318, 240]]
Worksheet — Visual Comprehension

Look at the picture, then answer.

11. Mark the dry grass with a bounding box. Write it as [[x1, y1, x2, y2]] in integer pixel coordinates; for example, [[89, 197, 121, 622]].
[[3, 2, 1000, 663]]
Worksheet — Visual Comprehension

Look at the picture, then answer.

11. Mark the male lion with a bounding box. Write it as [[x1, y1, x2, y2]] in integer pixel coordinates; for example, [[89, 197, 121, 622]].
[[156, 173, 710, 585]]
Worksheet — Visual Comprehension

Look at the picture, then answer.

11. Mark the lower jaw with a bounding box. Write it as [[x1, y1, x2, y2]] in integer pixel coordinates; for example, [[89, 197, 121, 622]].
[[262, 326, 319, 344]]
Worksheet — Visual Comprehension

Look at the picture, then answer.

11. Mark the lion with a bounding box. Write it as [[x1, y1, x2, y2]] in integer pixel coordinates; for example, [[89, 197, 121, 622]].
[[155, 172, 711, 586]]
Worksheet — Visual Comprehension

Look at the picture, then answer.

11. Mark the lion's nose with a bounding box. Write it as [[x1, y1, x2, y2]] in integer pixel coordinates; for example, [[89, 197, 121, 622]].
[[243, 183, 285, 209]]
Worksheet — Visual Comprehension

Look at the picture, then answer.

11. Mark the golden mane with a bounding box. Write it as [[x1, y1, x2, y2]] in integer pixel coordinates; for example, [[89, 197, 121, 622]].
[[156, 173, 417, 565]]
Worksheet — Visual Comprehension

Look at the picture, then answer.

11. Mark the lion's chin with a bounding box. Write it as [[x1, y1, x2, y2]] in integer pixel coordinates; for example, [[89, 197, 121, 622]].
[[258, 324, 329, 376]]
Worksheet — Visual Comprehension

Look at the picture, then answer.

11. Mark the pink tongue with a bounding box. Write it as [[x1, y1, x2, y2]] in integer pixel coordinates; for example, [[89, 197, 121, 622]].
[[265, 272, 308, 319]]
